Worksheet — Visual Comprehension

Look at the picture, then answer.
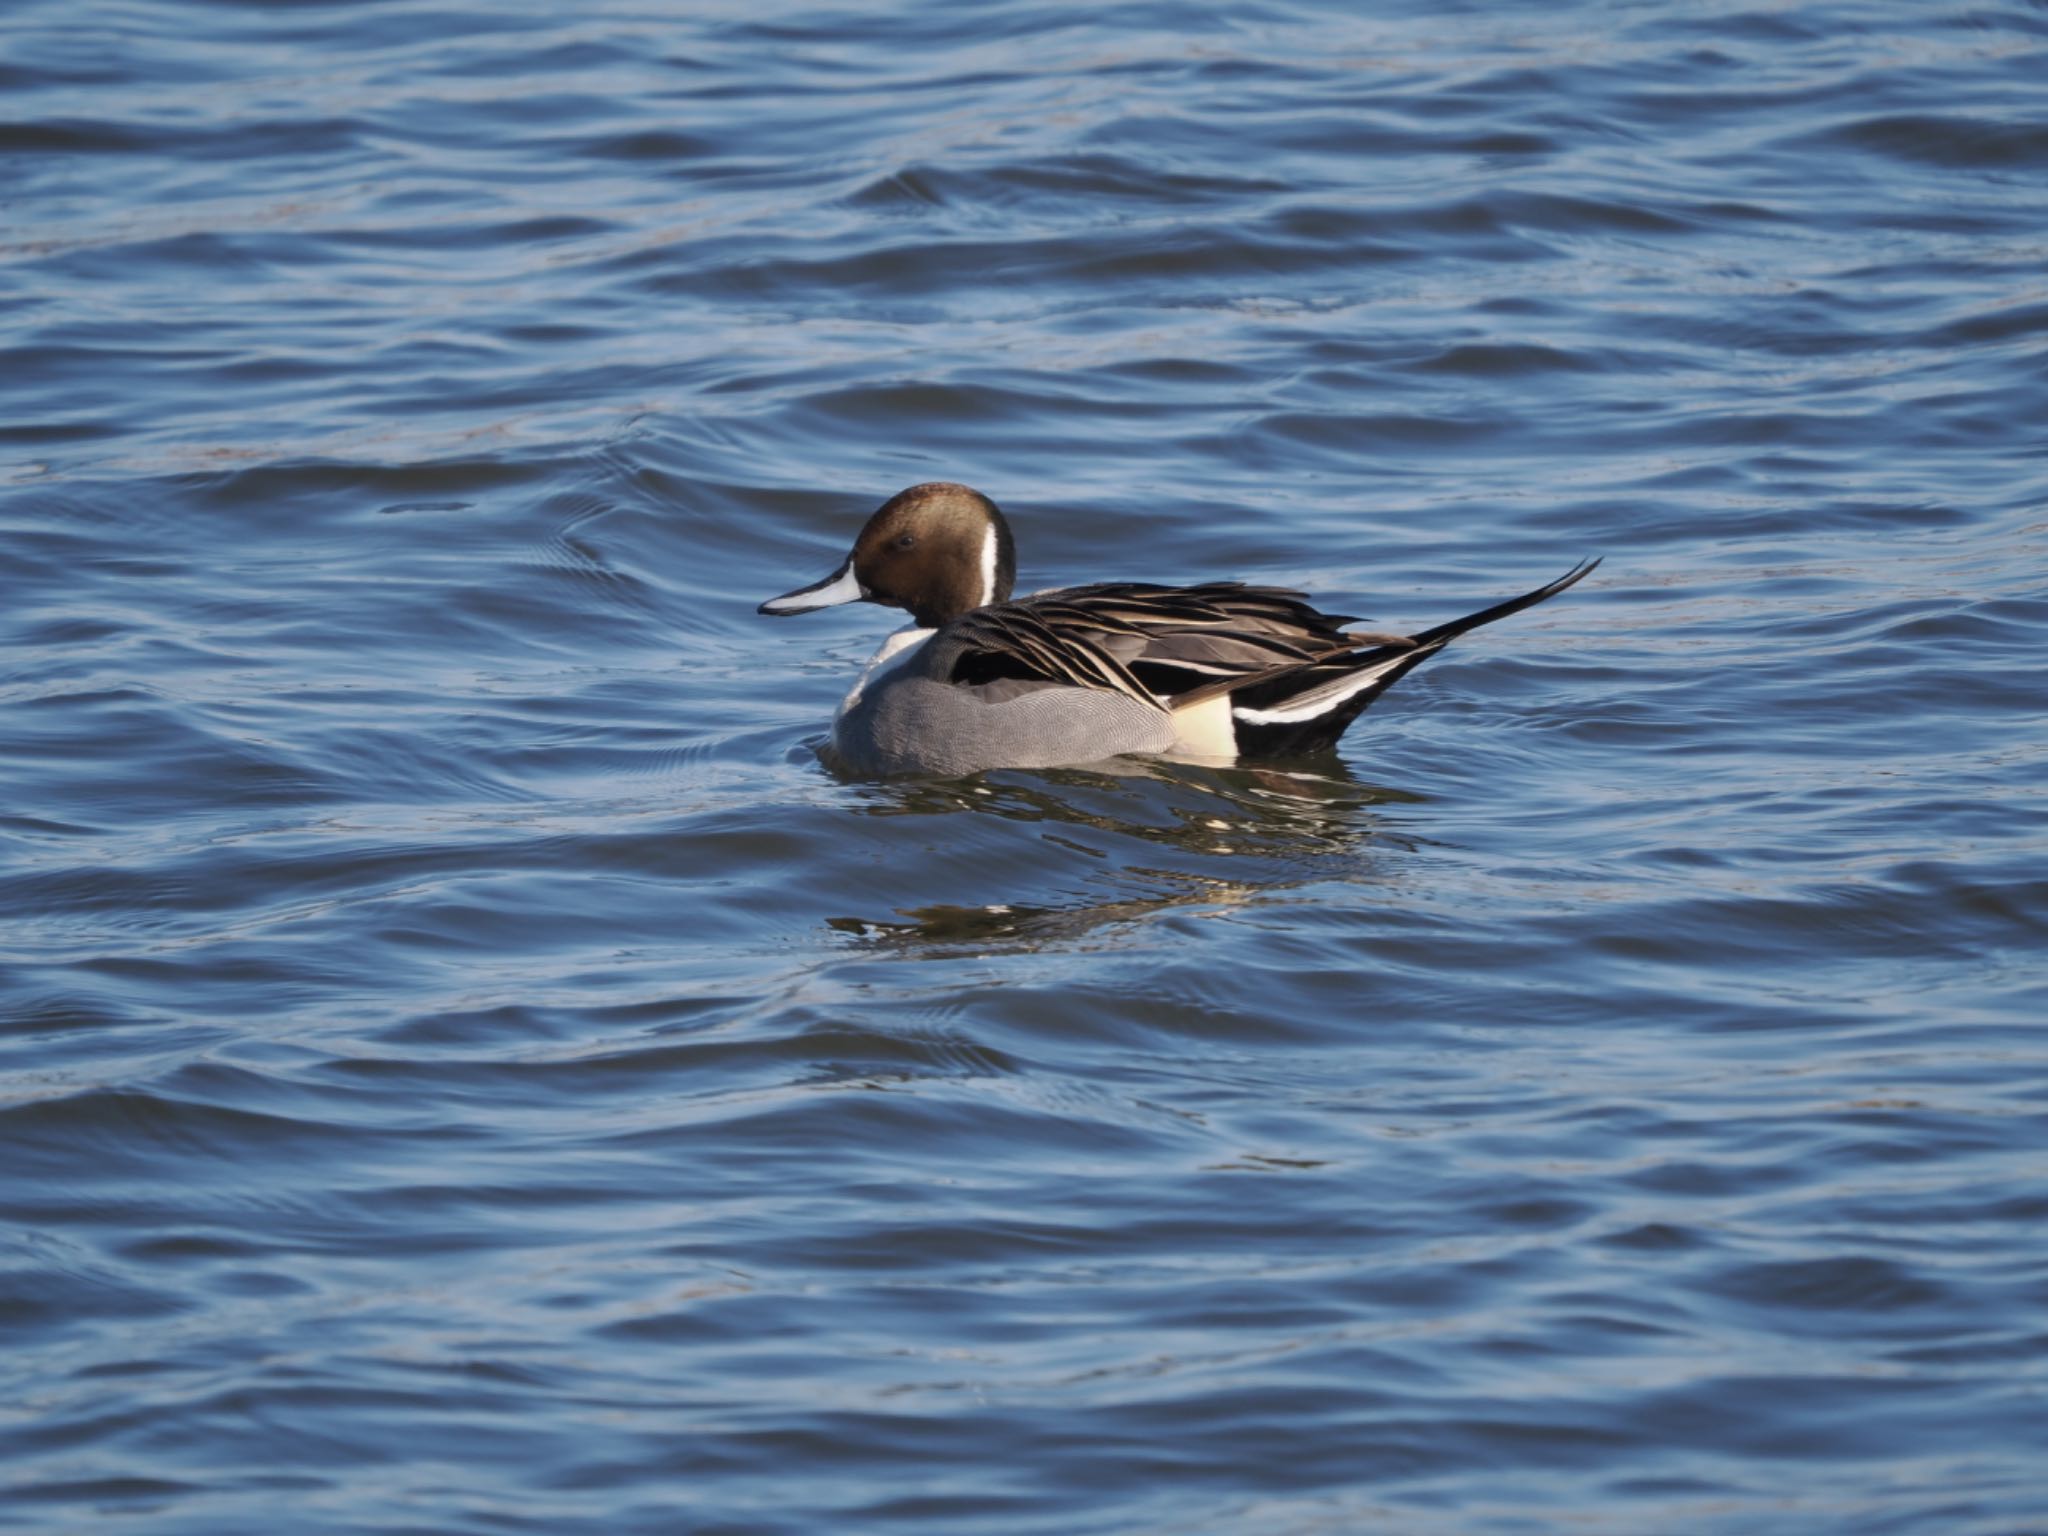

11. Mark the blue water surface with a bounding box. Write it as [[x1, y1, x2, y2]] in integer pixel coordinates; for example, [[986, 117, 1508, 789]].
[[3, 2, 2046, 1532]]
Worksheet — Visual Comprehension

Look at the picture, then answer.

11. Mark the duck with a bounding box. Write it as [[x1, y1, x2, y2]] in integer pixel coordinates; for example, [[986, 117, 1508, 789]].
[[759, 481, 1597, 778]]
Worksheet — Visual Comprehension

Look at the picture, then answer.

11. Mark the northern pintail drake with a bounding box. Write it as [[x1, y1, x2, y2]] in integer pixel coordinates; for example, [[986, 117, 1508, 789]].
[[759, 482, 1597, 777]]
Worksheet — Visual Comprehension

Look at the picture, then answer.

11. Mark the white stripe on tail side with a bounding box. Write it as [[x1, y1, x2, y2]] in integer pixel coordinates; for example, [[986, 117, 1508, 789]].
[[1231, 643, 1444, 725]]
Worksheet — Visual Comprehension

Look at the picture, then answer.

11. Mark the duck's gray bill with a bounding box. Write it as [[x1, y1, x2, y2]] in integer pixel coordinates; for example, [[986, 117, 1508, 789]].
[[758, 560, 864, 616]]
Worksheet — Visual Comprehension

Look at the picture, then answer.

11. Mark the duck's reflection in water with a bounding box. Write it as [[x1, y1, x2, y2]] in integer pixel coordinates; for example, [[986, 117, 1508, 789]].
[[825, 754, 1426, 950]]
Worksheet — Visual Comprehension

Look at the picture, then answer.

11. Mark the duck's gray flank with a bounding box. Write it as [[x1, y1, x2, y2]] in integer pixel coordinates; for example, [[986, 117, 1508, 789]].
[[760, 482, 1598, 776]]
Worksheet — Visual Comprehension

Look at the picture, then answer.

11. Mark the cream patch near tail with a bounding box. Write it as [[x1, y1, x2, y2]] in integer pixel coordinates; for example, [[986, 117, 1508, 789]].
[[1167, 692, 1239, 759]]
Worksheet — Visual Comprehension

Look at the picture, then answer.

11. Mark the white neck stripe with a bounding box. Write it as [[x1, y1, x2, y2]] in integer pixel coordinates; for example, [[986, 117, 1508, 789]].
[[978, 521, 999, 609]]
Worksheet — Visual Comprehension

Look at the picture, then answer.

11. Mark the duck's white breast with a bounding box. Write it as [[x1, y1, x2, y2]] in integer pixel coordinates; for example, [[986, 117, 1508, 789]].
[[836, 625, 934, 718]]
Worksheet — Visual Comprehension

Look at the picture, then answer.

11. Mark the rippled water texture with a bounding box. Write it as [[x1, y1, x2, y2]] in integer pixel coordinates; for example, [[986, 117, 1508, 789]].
[[5, 2, 2047, 1531]]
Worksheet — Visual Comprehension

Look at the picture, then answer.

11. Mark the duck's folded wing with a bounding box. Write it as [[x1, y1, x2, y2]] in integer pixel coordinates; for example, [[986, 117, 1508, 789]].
[[944, 583, 1371, 703], [940, 599, 1160, 706]]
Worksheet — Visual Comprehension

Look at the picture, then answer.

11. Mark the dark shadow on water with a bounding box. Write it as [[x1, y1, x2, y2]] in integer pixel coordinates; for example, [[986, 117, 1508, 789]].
[[823, 752, 1425, 951]]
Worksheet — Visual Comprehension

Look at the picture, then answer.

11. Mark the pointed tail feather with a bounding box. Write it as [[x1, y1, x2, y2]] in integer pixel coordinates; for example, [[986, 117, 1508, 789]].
[[1229, 558, 1599, 756], [1408, 557, 1601, 650]]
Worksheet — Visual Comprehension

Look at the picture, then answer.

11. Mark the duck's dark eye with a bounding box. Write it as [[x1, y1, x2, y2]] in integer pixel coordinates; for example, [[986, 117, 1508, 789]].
[[894, 533, 917, 550]]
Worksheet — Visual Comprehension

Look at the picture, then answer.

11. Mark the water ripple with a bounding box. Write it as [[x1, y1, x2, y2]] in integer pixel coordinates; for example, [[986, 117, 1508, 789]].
[[4, 1, 2047, 1532]]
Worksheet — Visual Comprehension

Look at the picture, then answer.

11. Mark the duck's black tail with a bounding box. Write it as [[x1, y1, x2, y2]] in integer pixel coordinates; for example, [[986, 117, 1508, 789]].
[[1228, 558, 1600, 757]]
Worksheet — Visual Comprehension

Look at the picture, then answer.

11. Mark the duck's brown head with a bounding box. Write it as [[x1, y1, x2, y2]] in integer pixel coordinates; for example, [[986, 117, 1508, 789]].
[[758, 482, 1017, 629]]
